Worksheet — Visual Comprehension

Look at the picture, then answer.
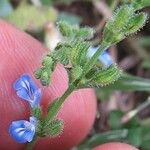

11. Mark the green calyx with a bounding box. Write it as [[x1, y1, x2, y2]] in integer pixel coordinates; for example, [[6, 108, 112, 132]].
[[42, 119, 64, 137], [88, 64, 122, 87], [102, 4, 148, 45], [132, 0, 150, 10]]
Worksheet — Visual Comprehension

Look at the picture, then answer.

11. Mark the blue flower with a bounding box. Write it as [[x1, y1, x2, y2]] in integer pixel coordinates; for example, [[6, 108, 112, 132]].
[[87, 46, 113, 67], [9, 117, 37, 143], [14, 74, 41, 108]]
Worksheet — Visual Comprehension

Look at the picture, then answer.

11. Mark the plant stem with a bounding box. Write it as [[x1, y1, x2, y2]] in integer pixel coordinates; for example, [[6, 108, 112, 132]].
[[46, 42, 109, 123], [45, 84, 75, 122]]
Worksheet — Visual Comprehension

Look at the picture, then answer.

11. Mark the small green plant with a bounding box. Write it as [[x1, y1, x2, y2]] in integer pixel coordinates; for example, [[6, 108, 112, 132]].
[[8, 0, 150, 149], [33, 0, 149, 149]]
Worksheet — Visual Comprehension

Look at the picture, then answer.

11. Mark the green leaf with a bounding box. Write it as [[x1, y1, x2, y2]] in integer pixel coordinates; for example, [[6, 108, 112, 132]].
[[43, 119, 64, 137], [78, 129, 128, 149], [90, 65, 122, 87], [0, 0, 13, 18], [108, 110, 124, 129], [127, 128, 142, 147], [102, 74, 150, 92], [141, 126, 150, 150], [6, 4, 57, 31], [124, 13, 147, 35]]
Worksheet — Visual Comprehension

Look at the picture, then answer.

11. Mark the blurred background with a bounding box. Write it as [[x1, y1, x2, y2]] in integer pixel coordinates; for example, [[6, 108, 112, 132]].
[[0, 0, 150, 149]]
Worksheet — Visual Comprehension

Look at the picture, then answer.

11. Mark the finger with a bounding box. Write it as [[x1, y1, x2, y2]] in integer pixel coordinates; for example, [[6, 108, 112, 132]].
[[93, 142, 139, 150], [0, 20, 97, 150]]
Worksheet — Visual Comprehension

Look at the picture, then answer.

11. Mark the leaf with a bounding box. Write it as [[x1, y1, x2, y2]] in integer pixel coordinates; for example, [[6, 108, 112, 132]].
[[101, 74, 150, 91], [90, 64, 122, 87], [141, 126, 150, 150], [43, 119, 64, 137], [0, 0, 13, 18], [78, 129, 128, 149], [6, 4, 57, 31], [127, 128, 142, 147]]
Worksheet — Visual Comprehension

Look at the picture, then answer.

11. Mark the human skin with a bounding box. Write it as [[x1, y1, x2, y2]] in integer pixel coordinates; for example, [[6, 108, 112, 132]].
[[93, 142, 139, 150], [0, 20, 97, 150]]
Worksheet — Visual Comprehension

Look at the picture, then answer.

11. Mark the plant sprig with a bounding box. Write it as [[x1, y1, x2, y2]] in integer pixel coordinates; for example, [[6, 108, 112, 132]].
[[27, 0, 149, 149]]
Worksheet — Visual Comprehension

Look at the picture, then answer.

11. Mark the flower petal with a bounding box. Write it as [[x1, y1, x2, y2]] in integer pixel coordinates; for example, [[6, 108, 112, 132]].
[[23, 129, 35, 142], [14, 74, 42, 108], [9, 117, 36, 143], [99, 51, 113, 67], [31, 89, 42, 107], [87, 46, 113, 67]]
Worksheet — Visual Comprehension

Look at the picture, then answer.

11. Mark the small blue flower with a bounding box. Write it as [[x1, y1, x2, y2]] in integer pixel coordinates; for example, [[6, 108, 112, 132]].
[[87, 46, 113, 67], [14, 74, 41, 108], [9, 116, 37, 143]]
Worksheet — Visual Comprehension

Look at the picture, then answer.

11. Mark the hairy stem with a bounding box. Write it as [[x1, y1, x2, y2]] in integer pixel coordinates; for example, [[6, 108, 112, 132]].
[[45, 42, 109, 126], [45, 84, 75, 122]]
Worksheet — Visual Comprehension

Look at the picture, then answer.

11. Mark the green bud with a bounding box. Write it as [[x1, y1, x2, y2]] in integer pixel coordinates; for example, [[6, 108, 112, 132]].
[[41, 71, 50, 86], [102, 28, 125, 44], [43, 119, 64, 137], [42, 56, 53, 67], [103, 5, 134, 44], [124, 13, 147, 35], [70, 41, 90, 66], [132, 0, 150, 10], [58, 21, 95, 40], [52, 47, 70, 66], [77, 27, 95, 40], [111, 5, 134, 30], [70, 66, 83, 82], [92, 65, 122, 86], [34, 68, 43, 79]]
